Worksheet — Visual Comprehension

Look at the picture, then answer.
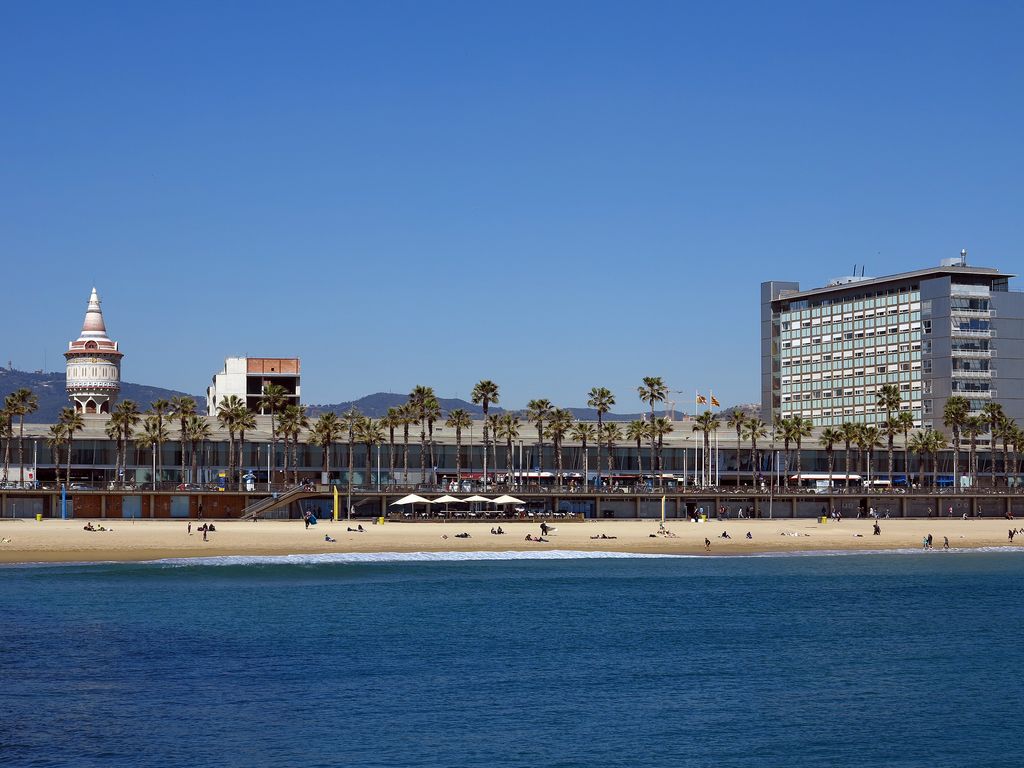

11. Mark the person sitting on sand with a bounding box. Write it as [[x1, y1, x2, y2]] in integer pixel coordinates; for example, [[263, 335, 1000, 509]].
[[491, 527, 497, 535], [325, 534, 336, 543], [720, 531, 731, 539], [208, 523, 216, 532], [83, 522, 95, 531], [496, 526, 504, 535], [525, 534, 534, 541], [745, 532, 752, 540]]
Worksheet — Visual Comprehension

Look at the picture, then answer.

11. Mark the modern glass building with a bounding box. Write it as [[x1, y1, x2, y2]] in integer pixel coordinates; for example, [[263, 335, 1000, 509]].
[[761, 255, 1024, 429]]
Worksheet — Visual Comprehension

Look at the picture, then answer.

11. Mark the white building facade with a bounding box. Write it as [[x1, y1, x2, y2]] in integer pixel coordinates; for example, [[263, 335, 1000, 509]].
[[65, 287, 122, 414]]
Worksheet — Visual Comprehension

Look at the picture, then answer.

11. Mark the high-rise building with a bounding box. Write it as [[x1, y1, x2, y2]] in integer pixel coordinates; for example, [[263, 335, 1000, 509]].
[[207, 357, 301, 414], [65, 287, 122, 414], [761, 254, 1024, 429]]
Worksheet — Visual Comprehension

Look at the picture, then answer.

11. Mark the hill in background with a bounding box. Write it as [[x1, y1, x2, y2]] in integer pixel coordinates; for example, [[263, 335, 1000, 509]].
[[0, 369, 205, 422]]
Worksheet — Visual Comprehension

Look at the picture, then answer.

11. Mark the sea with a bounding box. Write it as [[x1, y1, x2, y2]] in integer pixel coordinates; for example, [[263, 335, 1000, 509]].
[[2, 550, 1022, 768]]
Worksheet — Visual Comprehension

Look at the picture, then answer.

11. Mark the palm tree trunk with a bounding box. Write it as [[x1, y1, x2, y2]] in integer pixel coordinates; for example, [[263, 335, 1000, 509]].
[[402, 429, 409, 485], [455, 428, 463, 480]]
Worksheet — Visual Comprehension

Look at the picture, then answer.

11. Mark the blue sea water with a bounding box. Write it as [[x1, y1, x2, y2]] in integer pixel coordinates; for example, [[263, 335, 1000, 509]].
[[2, 551, 1023, 768]]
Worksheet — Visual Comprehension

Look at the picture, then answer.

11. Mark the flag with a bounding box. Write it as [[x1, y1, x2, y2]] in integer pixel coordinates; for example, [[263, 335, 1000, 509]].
[[696, 394, 708, 405], [333, 486, 339, 522], [711, 394, 720, 408]]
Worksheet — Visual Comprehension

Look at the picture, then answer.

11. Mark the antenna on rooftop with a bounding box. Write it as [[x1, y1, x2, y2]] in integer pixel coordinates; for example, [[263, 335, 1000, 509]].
[[961, 248, 968, 266]]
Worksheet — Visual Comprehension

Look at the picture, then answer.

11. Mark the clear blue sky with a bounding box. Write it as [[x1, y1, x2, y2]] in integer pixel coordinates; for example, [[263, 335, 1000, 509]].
[[2, 1, 1021, 411]]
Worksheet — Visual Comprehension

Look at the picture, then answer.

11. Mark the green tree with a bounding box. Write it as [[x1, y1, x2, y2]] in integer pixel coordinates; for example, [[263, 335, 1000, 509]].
[[600, 423, 622, 478], [894, 411, 915, 487], [46, 423, 67, 486], [137, 415, 169, 490], [445, 408, 473, 481], [651, 416, 674, 486], [7, 388, 38, 486], [471, 380, 500, 491], [570, 422, 597, 490], [259, 383, 289, 483], [726, 409, 747, 482], [185, 415, 212, 484], [545, 408, 574, 487], [526, 399, 553, 476], [112, 400, 140, 488], [150, 399, 171, 486], [170, 395, 197, 485], [790, 416, 814, 483], [235, 408, 257, 488], [692, 411, 720, 487], [341, 407, 364, 490], [408, 385, 435, 485], [876, 383, 901, 483], [381, 407, 402, 486], [217, 395, 245, 484], [908, 431, 930, 488], [626, 420, 649, 480], [310, 412, 344, 480], [0, 404, 12, 483], [587, 387, 615, 489], [819, 427, 842, 490], [485, 413, 502, 485], [355, 417, 384, 488], [857, 425, 882, 481], [943, 395, 970, 492], [981, 402, 1005, 486], [398, 402, 415, 484], [58, 407, 85, 487], [742, 417, 768, 488], [839, 422, 861, 490], [638, 377, 668, 477], [964, 415, 987, 487], [497, 413, 521, 487]]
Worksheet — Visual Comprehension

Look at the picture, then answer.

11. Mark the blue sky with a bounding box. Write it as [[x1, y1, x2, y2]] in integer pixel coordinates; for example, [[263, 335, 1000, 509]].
[[2, 1, 1021, 411]]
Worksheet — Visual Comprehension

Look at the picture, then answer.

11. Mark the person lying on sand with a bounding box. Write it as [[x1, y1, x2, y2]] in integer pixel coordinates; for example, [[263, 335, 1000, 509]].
[[455, 532, 471, 538], [325, 534, 336, 542], [347, 527, 363, 532]]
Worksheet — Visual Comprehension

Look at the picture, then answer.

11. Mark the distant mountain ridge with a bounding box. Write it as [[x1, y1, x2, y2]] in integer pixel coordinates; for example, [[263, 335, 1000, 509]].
[[1, 369, 758, 423], [0, 369, 205, 422], [307, 392, 759, 421]]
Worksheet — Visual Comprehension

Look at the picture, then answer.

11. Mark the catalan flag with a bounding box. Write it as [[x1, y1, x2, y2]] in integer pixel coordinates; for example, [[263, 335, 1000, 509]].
[[711, 394, 720, 408]]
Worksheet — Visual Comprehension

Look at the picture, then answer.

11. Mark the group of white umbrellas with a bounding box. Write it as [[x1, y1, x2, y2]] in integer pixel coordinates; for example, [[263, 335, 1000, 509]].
[[390, 493, 525, 507]]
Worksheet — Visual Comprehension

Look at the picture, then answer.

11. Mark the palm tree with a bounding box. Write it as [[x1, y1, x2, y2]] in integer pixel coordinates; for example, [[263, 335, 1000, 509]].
[[112, 400, 140, 488], [545, 408, 574, 487], [170, 395, 197, 484], [310, 412, 344, 481], [587, 387, 615, 489], [398, 402, 415, 484], [776, 416, 796, 487], [217, 395, 245, 484], [408, 385, 435, 484], [943, 395, 970, 492], [894, 411, 915, 487], [105, 417, 121, 486], [497, 413, 521, 487], [600, 423, 622, 479], [150, 399, 171, 486], [424, 394, 441, 486], [790, 416, 814, 483], [445, 408, 473, 481], [381, 407, 402, 487], [485, 413, 501, 484], [58, 407, 84, 487], [7, 388, 38, 486], [819, 427, 841, 490], [727, 409, 747, 481], [0, 404, 12, 483], [279, 404, 309, 485], [185, 415, 212, 484], [839, 422, 860, 490], [46, 423, 67, 486], [259, 383, 289, 483], [234, 408, 257, 488], [928, 431, 949, 489], [964, 415, 987, 488], [857, 425, 882, 482], [743, 417, 768, 488], [355, 418, 384, 488], [570, 422, 597, 489], [908, 431, 930, 488], [626, 420, 649, 480], [526, 399, 553, 476], [651, 416, 674, 486], [340, 407, 363, 489], [876, 383, 901, 484], [637, 377, 668, 476], [994, 416, 1013, 488], [981, 402, 1005, 487], [471, 380, 500, 491], [692, 411, 720, 488], [138, 415, 169, 490]]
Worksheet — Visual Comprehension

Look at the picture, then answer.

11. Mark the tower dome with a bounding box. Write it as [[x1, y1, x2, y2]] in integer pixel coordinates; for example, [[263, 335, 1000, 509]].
[[65, 288, 123, 414]]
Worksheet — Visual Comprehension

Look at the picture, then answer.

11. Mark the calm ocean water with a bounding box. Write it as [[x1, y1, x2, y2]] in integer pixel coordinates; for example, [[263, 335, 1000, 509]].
[[2, 551, 1022, 768]]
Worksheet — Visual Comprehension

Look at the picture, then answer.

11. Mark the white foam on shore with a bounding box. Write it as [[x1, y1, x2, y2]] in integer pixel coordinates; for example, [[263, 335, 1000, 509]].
[[149, 550, 683, 567]]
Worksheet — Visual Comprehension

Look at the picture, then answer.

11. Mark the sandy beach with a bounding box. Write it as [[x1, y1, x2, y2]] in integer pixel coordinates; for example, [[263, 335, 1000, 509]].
[[0, 516, 1021, 563]]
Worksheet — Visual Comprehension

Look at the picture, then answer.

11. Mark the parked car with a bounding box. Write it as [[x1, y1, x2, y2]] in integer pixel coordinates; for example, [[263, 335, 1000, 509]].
[[69, 483, 95, 490]]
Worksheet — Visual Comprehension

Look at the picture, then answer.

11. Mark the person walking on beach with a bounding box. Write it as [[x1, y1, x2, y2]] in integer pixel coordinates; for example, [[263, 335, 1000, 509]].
[[202, 525, 208, 542], [704, 537, 711, 552], [187, 522, 191, 536], [943, 536, 949, 550], [927, 533, 933, 549], [873, 521, 881, 536]]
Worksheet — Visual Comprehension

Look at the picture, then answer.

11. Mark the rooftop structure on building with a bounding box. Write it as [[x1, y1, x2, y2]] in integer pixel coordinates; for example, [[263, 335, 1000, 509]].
[[207, 357, 301, 414], [761, 252, 1024, 429], [65, 288, 122, 414]]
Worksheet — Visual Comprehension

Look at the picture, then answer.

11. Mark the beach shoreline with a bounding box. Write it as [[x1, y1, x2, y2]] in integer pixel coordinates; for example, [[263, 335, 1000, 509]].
[[0, 518, 1021, 564]]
